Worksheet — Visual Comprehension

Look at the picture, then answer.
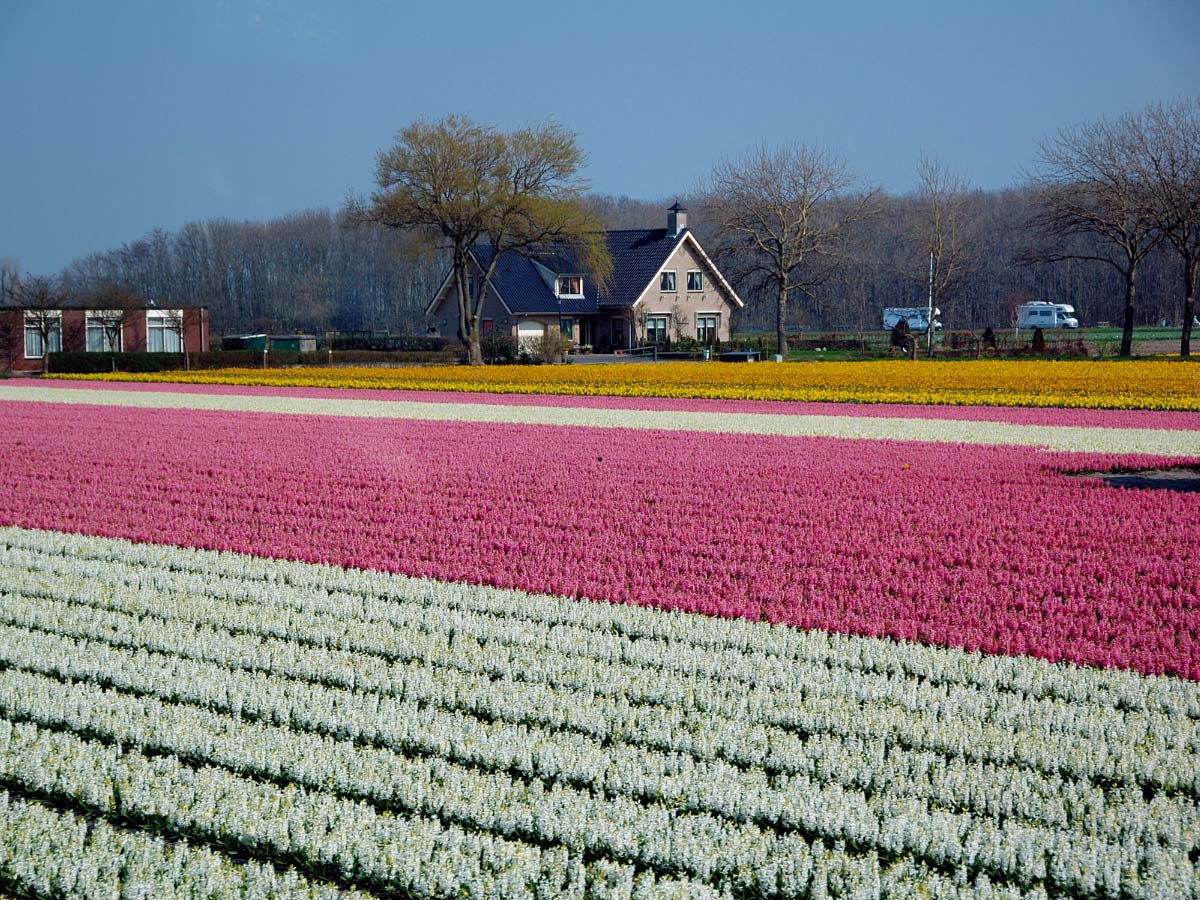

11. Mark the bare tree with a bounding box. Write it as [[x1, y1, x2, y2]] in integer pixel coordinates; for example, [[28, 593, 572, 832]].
[[89, 283, 144, 370], [707, 143, 879, 356], [1026, 113, 1162, 357], [1130, 98, 1200, 357], [359, 115, 611, 365], [907, 155, 976, 354], [16, 276, 65, 373]]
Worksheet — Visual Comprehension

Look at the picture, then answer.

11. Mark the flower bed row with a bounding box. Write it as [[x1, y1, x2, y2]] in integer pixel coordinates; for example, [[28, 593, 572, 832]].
[[1, 401, 1197, 678], [29, 377, 1200, 430], [10, 384, 1200, 454], [50, 358, 1200, 410], [1, 528, 1197, 899]]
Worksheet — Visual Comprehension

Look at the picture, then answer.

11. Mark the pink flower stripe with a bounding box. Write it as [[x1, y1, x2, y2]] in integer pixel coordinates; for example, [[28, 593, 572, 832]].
[[34, 378, 1200, 431], [2, 400, 1198, 679]]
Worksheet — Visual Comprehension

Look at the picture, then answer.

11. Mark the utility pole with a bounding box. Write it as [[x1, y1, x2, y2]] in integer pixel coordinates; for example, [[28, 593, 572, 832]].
[[927, 250, 935, 356]]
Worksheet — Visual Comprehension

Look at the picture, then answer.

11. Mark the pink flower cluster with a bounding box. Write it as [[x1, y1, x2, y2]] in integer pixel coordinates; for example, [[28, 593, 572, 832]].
[[3, 400, 1198, 679]]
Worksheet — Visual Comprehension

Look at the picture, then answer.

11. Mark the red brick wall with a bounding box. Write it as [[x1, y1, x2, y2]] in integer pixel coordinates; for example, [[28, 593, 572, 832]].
[[0, 307, 210, 372]]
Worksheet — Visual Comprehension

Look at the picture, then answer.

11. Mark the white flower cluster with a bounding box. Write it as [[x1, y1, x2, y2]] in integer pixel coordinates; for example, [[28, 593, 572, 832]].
[[0, 790, 365, 899], [1, 612, 1197, 868], [0, 717, 694, 900], [5, 542, 1197, 797], [1, 526, 1198, 900]]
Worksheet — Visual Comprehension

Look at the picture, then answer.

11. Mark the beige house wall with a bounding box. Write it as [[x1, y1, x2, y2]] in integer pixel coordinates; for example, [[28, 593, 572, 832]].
[[632, 239, 737, 342]]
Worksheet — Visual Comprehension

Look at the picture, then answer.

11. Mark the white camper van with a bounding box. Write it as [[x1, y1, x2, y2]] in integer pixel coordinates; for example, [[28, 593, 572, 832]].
[[1016, 302, 1079, 329], [883, 307, 942, 332]]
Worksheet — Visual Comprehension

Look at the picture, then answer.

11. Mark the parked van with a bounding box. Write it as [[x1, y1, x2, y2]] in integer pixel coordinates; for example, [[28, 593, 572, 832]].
[[1016, 302, 1078, 329], [883, 307, 942, 332]]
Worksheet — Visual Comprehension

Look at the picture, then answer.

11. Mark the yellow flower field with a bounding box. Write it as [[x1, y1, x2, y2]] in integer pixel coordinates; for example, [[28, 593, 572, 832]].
[[52, 359, 1200, 410]]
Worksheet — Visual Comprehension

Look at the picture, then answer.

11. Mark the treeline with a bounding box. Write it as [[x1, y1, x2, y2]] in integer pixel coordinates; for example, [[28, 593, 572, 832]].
[[9, 183, 1187, 338], [48, 210, 446, 337], [590, 190, 1184, 333]]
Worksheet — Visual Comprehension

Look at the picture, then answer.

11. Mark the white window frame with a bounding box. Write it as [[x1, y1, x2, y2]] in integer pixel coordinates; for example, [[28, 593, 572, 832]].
[[555, 275, 584, 299], [23, 311, 62, 359], [86, 310, 123, 353], [146, 309, 185, 353], [659, 270, 677, 292], [696, 312, 720, 343], [687, 270, 704, 292], [645, 314, 670, 344]]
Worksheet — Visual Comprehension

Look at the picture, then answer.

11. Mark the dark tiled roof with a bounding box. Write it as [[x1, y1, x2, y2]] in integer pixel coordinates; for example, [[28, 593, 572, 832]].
[[470, 228, 686, 315], [597, 228, 684, 307]]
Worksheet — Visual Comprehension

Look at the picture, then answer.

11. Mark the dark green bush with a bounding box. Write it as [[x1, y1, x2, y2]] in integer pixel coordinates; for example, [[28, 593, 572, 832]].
[[47, 352, 187, 373]]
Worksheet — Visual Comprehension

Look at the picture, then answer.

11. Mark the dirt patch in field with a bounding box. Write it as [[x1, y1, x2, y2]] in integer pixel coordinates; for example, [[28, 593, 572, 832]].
[[1130, 339, 1180, 356], [1073, 465, 1200, 493]]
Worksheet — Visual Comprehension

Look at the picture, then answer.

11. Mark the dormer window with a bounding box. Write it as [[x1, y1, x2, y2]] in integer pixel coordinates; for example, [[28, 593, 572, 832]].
[[660, 271, 677, 292], [556, 275, 583, 298]]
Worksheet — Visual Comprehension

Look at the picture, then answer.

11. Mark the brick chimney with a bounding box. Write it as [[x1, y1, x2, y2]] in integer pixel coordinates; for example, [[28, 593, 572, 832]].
[[667, 201, 687, 237]]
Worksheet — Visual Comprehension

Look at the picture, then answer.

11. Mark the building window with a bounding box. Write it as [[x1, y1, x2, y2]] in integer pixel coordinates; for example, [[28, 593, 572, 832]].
[[560, 317, 574, 339], [646, 314, 669, 344], [556, 275, 583, 298], [611, 317, 625, 346], [147, 310, 184, 353], [23, 312, 61, 359], [696, 313, 720, 344], [660, 271, 676, 292], [86, 311, 123, 352], [687, 270, 704, 292]]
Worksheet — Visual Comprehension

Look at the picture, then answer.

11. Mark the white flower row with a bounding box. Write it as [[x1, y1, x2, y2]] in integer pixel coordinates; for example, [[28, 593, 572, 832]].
[[5, 382, 1198, 454], [0, 689, 1063, 900], [1, 612, 1195, 857], [6, 525, 1194, 720], [6, 568, 1198, 804], [0, 717, 734, 900], [0, 712, 1059, 900], [0, 790, 365, 900], [0, 623, 1194, 899], [16, 542, 1192, 754]]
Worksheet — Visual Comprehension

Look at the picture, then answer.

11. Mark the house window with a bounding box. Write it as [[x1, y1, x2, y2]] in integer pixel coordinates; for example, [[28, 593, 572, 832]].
[[659, 271, 676, 292], [646, 314, 669, 344], [147, 310, 184, 353], [23, 312, 61, 359], [556, 275, 583, 298], [696, 313, 720, 344], [86, 311, 122, 352], [611, 317, 625, 346], [687, 270, 704, 292], [560, 317, 574, 339]]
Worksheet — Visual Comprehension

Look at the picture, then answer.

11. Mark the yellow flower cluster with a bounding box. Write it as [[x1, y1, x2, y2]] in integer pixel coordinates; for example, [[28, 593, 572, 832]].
[[53, 359, 1200, 410]]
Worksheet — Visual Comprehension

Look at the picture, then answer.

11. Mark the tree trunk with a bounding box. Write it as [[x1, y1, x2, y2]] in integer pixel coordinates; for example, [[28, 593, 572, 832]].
[[776, 277, 788, 358], [1181, 259, 1196, 359], [468, 330, 483, 366], [1119, 273, 1136, 359]]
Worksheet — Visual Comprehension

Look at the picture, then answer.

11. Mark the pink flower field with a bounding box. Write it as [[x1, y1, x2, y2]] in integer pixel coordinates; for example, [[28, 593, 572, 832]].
[[3, 397, 1198, 680]]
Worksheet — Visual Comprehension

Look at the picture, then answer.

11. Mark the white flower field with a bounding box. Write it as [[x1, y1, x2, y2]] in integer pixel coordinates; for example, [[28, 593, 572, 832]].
[[0, 526, 1197, 900]]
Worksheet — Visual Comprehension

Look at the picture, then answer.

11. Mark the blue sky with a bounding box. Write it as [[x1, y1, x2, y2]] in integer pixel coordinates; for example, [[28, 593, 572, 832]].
[[1, 0, 1197, 274]]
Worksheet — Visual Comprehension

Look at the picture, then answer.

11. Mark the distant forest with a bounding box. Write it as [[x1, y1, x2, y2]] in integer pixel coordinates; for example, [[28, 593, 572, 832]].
[[33, 187, 1188, 338]]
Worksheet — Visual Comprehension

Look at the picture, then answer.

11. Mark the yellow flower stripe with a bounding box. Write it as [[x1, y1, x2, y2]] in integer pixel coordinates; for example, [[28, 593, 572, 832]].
[[50, 359, 1200, 410]]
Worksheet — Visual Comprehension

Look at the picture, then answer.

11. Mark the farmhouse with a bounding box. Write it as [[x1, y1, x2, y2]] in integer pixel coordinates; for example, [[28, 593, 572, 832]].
[[425, 204, 743, 351], [0, 303, 210, 372]]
